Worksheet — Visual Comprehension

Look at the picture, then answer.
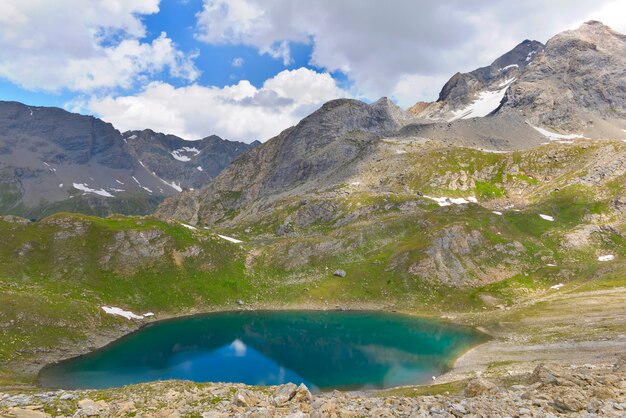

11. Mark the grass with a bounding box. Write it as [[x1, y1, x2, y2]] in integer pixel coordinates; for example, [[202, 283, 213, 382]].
[[0, 141, 625, 387]]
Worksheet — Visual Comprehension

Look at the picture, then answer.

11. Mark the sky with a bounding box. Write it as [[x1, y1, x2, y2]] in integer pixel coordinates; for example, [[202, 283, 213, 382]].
[[0, 0, 624, 143]]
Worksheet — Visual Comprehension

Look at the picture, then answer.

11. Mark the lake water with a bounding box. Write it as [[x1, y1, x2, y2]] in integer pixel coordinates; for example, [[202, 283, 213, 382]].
[[39, 311, 484, 391]]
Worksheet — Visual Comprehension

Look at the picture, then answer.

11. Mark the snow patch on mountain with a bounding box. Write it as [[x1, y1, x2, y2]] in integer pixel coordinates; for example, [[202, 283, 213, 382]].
[[533, 126, 585, 141], [73, 183, 114, 198], [424, 195, 478, 207], [450, 79, 515, 121], [170, 146, 200, 162]]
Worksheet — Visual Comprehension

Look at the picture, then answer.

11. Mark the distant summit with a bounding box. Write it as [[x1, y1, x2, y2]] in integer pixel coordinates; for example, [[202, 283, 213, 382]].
[[411, 21, 626, 137], [0, 101, 257, 218]]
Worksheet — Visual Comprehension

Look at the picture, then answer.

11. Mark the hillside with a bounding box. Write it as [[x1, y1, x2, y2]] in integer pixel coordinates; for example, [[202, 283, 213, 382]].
[[0, 102, 256, 219], [0, 18, 625, 418], [2, 139, 625, 387]]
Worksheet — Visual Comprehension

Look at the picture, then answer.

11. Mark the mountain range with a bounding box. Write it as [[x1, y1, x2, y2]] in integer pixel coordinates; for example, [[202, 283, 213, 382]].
[[0, 102, 257, 218], [157, 21, 626, 226], [0, 21, 624, 222], [1, 20, 626, 406]]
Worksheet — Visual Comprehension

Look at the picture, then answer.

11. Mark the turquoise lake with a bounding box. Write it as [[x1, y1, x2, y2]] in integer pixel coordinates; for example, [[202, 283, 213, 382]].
[[39, 311, 485, 391]]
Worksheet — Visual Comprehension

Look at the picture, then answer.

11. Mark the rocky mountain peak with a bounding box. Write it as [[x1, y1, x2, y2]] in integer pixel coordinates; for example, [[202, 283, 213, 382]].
[[436, 39, 544, 106], [499, 21, 626, 134]]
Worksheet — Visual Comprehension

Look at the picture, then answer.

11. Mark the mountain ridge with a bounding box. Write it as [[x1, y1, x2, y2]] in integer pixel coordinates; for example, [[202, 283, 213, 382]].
[[0, 101, 257, 218]]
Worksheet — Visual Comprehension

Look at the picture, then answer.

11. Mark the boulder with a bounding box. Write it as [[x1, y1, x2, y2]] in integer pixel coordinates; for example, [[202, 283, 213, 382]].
[[291, 383, 313, 403], [270, 383, 298, 405], [464, 377, 498, 397], [7, 408, 51, 418], [333, 270, 347, 278], [232, 389, 259, 407]]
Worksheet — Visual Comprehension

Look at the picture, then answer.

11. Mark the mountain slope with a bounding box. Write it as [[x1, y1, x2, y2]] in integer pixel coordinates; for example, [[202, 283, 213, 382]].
[[157, 98, 406, 223], [123, 129, 259, 191], [0, 101, 256, 218], [499, 21, 626, 135], [411, 21, 626, 138]]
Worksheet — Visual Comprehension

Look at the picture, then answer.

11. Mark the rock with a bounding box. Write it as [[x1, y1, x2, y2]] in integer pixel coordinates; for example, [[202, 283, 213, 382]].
[[116, 401, 136, 414], [6, 408, 51, 418], [236, 299, 245, 306], [291, 383, 313, 403], [270, 383, 298, 405], [551, 389, 586, 412], [464, 377, 498, 397], [201, 413, 229, 418], [333, 269, 347, 278], [59, 393, 75, 400], [76, 399, 109, 417], [232, 389, 259, 407], [531, 363, 561, 386]]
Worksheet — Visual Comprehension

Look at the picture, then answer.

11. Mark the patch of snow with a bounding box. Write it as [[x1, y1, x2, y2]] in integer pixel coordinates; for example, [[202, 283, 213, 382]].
[[217, 234, 243, 244], [181, 223, 197, 230], [115, 179, 124, 185], [165, 180, 182, 192], [141, 186, 152, 193], [497, 77, 516, 88], [101, 306, 145, 320], [492, 211, 503, 215], [550, 283, 564, 290], [350, 182, 361, 186], [525, 50, 537, 62], [499, 64, 519, 72], [132, 176, 141, 185], [59, 183, 63, 188], [546, 263, 557, 267], [423, 195, 478, 207], [138, 160, 147, 168], [539, 214, 554, 221], [43, 162, 50, 167], [73, 183, 114, 198], [170, 146, 200, 162], [480, 149, 510, 154], [143, 312, 154, 317], [450, 79, 515, 121], [598, 255, 614, 262], [28, 107, 33, 116], [395, 149, 407, 154], [533, 126, 584, 141], [128, 134, 137, 140], [109, 188, 125, 192], [197, 166, 203, 171]]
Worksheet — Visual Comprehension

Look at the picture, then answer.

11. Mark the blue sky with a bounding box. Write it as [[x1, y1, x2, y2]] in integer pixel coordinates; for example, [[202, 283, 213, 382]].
[[0, 0, 623, 142]]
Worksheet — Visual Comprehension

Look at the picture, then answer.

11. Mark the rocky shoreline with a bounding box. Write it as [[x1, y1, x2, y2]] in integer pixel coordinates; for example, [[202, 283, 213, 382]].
[[1, 361, 625, 417]]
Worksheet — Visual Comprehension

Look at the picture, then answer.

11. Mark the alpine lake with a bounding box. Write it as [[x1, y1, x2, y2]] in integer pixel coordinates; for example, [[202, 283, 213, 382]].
[[40, 311, 486, 391]]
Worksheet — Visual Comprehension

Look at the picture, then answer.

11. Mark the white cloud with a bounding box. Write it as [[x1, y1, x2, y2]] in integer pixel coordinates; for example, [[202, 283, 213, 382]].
[[231, 57, 245, 67], [79, 68, 348, 143], [194, 0, 621, 103], [0, 0, 198, 92]]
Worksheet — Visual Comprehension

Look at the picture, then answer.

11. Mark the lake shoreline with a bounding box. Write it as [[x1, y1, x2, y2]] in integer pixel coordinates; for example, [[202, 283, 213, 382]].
[[36, 308, 488, 391]]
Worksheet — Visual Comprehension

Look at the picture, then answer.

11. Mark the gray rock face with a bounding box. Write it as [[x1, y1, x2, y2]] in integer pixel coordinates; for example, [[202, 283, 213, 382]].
[[501, 21, 626, 134], [123, 129, 258, 190], [157, 99, 404, 224], [0, 101, 256, 219], [438, 39, 544, 107]]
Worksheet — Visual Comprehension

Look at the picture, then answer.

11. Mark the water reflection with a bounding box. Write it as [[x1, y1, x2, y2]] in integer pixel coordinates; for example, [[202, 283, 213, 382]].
[[40, 311, 484, 390]]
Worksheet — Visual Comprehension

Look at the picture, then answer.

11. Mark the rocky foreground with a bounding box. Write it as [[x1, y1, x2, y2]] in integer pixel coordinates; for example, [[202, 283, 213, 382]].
[[1, 362, 625, 417]]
